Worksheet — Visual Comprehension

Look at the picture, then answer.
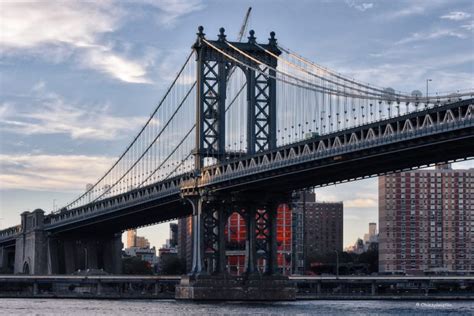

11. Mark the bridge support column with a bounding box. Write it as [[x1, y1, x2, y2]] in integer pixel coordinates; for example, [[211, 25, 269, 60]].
[[245, 206, 257, 274], [176, 191, 295, 300], [188, 197, 206, 275], [216, 204, 227, 274], [267, 202, 279, 275], [14, 209, 48, 275]]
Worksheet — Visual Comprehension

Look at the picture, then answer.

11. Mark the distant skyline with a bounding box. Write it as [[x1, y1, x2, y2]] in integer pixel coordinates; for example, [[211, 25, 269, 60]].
[[1, 0, 473, 248]]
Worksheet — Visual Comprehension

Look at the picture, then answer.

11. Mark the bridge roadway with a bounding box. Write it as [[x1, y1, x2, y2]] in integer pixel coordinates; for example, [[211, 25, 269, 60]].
[[0, 98, 473, 241]]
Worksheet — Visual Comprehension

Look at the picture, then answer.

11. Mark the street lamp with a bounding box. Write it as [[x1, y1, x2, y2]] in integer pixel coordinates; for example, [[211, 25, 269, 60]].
[[334, 250, 339, 278], [426, 79, 432, 99]]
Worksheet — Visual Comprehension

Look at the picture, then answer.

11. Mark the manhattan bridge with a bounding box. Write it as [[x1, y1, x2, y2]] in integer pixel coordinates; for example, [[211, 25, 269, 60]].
[[0, 27, 473, 300]]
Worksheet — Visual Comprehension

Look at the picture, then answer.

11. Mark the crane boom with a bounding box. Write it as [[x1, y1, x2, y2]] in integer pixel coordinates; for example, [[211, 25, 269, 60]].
[[237, 7, 252, 42]]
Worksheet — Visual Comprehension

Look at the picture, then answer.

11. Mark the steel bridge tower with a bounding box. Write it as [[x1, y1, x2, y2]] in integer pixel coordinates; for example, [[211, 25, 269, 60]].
[[177, 27, 295, 300], [193, 26, 281, 169]]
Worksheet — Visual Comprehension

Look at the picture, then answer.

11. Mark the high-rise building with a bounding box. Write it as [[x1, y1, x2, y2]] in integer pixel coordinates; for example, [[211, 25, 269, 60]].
[[177, 217, 192, 271], [126, 229, 150, 249], [291, 191, 311, 274], [291, 191, 344, 273], [369, 223, 377, 237], [135, 236, 150, 249], [168, 223, 178, 248], [363, 223, 378, 244], [379, 164, 474, 274], [126, 229, 137, 248]]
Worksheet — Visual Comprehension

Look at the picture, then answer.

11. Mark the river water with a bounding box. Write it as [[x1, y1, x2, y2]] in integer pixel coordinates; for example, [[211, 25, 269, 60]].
[[0, 299, 472, 315]]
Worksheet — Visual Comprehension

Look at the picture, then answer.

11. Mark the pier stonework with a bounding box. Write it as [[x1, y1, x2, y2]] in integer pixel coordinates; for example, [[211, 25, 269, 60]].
[[14, 209, 48, 274], [176, 275, 296, 300], [11, 208, 122, 275]]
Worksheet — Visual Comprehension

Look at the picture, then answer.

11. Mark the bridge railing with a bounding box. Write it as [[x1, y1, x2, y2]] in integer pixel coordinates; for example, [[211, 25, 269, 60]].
[[197, 99, 473, 186], [42, 172, 194, 228], [0, 225, 22, 240]]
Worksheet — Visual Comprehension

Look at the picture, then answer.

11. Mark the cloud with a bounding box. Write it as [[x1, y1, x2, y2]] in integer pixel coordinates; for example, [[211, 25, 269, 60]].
[[139, 0, 205, 26], [396, 29, 468, 45], [0, 1, 117, 49], [461, 21, 474, 31], [82, 48, 152, 84], [345, 0, 374, 12], [346, 198, 377, 208], [0, 84, 147, 140], [334, 53, 474, 93], [0, 1, 151, 83], [0, 154, 115, 191], [440, 11, 471, 21], [380, 0, 445, 20]]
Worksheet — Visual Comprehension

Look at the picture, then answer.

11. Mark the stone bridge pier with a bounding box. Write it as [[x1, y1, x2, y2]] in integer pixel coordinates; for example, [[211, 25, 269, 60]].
[[175, 191, 296, 300], [11, 209, 122, 275]]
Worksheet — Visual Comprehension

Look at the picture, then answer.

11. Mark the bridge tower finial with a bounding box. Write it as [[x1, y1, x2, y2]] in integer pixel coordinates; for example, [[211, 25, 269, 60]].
[[197, 25, 205, 38], [269, 31, 277, 46], [248, 29, 256, 44], [194, 26, 206, 48], [218, 27, 226, 42]]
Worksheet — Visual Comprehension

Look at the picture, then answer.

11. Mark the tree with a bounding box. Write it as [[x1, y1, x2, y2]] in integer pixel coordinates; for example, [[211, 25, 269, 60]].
[[122, 257, 153, 275], [160, 256, 185, 275]]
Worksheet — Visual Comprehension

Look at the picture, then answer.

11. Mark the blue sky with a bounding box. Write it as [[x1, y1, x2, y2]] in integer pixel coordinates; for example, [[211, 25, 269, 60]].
[[0, 0, 473, 248]]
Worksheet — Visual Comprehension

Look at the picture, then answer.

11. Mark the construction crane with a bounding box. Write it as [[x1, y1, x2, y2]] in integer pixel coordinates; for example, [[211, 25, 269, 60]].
[[225, 7, 252, 81], [237, 7, 252, 42]]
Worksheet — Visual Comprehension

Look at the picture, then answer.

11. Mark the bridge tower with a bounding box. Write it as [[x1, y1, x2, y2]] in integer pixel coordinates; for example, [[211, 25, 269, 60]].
[[192, 26, 281, 170], [177, 27, 294, 301]]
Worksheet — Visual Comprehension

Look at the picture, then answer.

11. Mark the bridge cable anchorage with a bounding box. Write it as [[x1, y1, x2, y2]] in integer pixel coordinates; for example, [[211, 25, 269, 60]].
[[62, 51, 195, 211]]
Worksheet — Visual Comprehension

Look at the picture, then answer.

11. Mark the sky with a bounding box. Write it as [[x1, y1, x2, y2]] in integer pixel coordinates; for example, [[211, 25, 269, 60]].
[[0, 0, 473, 249]]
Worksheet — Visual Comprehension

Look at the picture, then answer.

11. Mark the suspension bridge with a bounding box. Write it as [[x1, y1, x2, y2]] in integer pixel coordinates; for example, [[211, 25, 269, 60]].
[[0, 26, 473, 300]]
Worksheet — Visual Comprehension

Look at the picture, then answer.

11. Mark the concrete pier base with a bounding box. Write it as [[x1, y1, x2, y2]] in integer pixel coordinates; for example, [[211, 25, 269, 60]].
[[175, 274, 296, 301]]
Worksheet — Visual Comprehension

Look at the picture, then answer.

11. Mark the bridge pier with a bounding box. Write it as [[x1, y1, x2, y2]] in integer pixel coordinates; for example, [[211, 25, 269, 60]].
[[10, 208, 122, 275], [176, 191, 295, 300], [14, 209, 48, 274]]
